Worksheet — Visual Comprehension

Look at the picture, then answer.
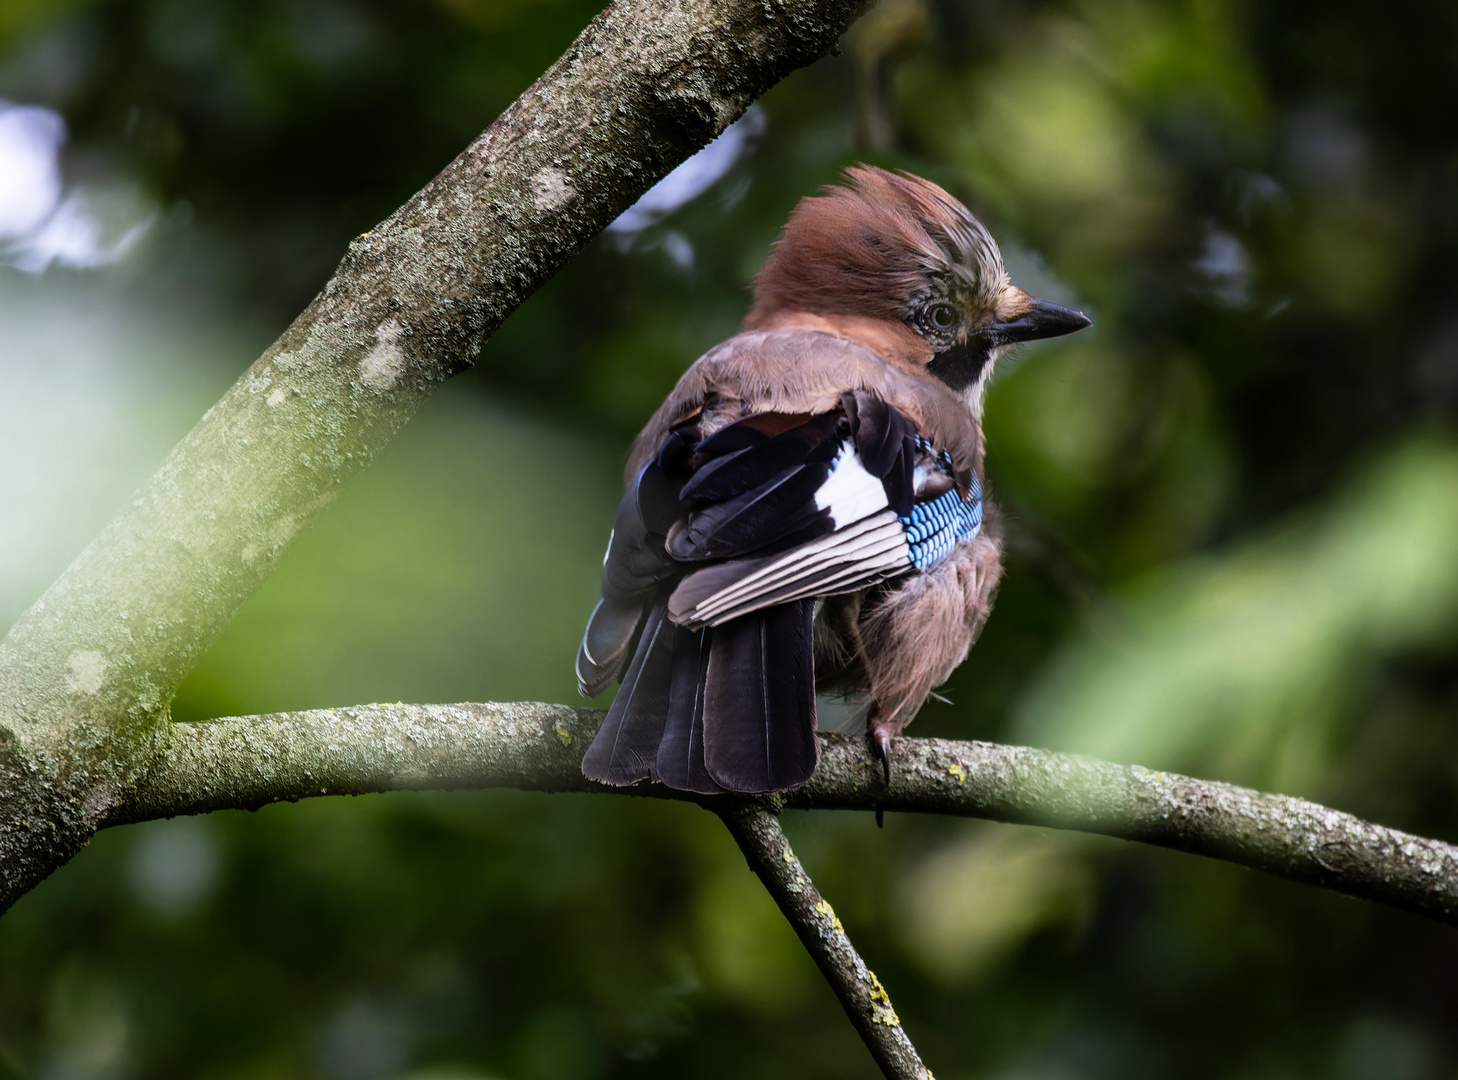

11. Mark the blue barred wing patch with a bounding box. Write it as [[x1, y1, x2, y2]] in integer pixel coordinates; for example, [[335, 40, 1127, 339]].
[[900, 473, 983, 570], [900, 437, 983, 570]]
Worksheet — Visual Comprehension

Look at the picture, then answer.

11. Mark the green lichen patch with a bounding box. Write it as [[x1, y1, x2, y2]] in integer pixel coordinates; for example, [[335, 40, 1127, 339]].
[[865, 969, 901, 1027]]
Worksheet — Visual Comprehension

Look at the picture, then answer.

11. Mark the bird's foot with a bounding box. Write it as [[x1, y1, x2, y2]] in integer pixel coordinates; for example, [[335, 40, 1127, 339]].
[[871, 727, 892, 786]]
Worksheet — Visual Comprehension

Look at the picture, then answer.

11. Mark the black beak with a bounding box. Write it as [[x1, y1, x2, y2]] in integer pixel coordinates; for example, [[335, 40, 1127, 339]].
[[986, 299, 1092, 347], [927, 299, 1092, 393]]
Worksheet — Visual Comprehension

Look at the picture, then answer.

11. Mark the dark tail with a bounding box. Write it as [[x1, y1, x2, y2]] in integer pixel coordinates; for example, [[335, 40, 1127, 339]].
[[655, 626, 724, 793], [581, 598, 819, 794], [701, 599, 819, 793], [576, 460, 689, 697], [580, 590, 676, 786]]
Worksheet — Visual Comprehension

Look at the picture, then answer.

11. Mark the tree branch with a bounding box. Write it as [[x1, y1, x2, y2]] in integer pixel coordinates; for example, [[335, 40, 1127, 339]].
[[717, 801, 929, 1080], [0, 0, 873, 912], [107, 702, 1458, 927]]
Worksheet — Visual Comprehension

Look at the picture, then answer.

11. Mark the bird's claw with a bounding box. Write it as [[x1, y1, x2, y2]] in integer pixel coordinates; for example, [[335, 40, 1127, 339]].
[[871, 729, 892, 828], [872, 729, 892, 786]]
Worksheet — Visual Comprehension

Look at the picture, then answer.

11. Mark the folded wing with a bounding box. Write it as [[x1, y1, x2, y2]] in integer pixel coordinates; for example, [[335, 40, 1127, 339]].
[[666, 392, 925, 628]]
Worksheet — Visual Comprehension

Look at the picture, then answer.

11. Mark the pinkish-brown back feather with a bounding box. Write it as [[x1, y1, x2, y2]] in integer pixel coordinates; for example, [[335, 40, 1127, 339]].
[[626, 328, 982, 483]]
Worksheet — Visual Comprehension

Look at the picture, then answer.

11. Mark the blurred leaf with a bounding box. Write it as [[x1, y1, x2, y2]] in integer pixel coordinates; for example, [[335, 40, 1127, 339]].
[[1290, 197, 1414, 318], [895, 824, 1093, 986], [174, 383, 622, 717], [1015, 438, 1458, 792], [692, 860, 817, 1013], [0, 0, 90, 48]]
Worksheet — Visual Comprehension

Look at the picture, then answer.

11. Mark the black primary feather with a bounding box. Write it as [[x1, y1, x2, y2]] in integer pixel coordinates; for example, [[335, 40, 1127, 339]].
[[577, 595, 650, 697], [701, 599, 819, 792], [580, 588, 677, 786], [666, 463, 835, 560]]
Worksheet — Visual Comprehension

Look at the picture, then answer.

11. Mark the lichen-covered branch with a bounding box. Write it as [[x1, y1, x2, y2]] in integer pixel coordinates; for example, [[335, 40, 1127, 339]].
[[800, 737, 1458, 923], [0, 0, 873, 913], [112, 703, 604, 823], [717, 801, 929, 1080], [107, 702, 1458, 928]]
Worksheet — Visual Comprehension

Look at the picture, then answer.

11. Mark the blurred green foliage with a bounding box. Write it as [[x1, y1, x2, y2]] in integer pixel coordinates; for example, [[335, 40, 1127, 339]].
[[4, 0, 1458, 1077]]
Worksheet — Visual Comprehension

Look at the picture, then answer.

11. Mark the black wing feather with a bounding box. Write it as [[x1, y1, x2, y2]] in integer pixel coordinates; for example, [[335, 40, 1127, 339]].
[[681, 412, 840, 503], [577, 595, 651, 697], [667, 463, 835, 560]]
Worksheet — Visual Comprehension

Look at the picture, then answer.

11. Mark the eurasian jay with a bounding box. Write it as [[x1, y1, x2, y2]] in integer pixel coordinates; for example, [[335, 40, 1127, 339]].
[[577, 165, 1091, 794]]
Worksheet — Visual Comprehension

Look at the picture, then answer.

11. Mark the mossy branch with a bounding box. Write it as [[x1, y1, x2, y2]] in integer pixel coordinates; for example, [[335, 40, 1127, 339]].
[[105, 703, 1458, 928], [104, 699, 1458, 1079]]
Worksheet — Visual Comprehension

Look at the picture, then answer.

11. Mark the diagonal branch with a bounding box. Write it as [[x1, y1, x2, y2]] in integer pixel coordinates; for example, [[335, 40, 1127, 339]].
[[0, 0, 874, 913], [718, 800, 929, 1080], [106, 702, 1458, 927]]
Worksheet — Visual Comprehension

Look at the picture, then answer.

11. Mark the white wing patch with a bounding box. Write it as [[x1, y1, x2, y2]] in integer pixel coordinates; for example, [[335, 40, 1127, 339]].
[[669, 441, 914, 629], [814, 445, 889, 526]]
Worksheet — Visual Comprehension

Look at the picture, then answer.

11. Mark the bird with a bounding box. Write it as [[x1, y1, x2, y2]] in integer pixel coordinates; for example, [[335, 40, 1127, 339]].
[[575, 165, 1091, 795]]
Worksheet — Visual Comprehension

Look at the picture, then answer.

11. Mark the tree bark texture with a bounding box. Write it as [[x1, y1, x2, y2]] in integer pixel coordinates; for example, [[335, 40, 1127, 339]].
[[718, 801, 930, 1080], [105, 703, 1458, 928], [0, 0, 875, 913]]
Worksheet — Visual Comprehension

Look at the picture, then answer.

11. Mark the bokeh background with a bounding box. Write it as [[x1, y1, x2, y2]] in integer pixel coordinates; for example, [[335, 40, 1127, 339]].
[[4, 0, 1458, 1076]]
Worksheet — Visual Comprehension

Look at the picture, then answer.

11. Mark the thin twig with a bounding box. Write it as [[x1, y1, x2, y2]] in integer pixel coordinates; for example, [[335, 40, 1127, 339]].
[[717, 800, 929, 1080], [106, 702, 1458, 928]]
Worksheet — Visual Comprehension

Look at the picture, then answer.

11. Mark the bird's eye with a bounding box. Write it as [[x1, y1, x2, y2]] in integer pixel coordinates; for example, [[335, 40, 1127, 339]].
[[928, 304, 956, 330]]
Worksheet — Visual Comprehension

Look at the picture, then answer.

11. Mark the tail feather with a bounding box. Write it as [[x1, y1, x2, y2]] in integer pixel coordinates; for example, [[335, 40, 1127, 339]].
[[577, 595, 652, 697], [581, 590, 676, 786], [656, 627, 724, 793], [702, 600, 819, 793], [577, 463, 685, 698]]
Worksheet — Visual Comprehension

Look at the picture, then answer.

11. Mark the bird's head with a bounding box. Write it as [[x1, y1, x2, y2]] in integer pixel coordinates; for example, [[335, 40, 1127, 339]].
[[746, 165, 1091, 404]]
